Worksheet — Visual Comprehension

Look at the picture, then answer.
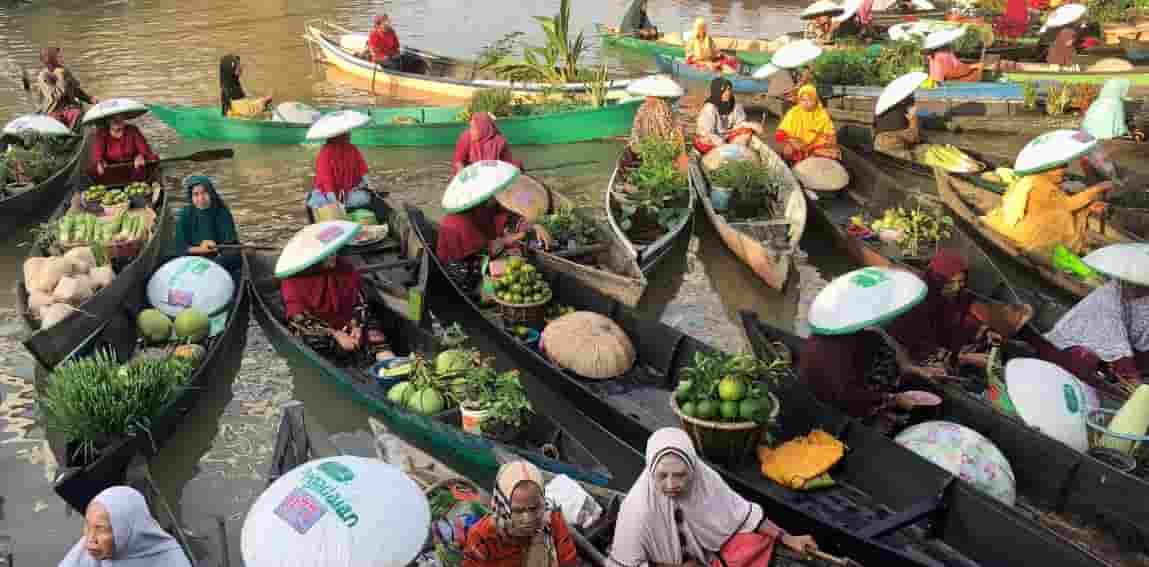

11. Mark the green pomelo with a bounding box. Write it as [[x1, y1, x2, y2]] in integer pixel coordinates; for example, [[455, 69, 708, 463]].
[[720, 400, 740, 420], [435, 349, 472, 375], [695, 400, 717, 419], [173, 309, 209, 343], [680, 401, 697, 417], [718, 377, 747, 401], [137, 309, 172, 344], [408, 388, 445, 415]]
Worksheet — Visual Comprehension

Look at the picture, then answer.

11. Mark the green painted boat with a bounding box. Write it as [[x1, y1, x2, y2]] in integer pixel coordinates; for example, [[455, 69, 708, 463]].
[[596, 23, 774, 67], [149, 99, 641, 146]]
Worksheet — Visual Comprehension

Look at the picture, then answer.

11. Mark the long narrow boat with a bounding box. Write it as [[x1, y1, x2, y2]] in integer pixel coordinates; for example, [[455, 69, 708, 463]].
[[248, 197, 612, 489], [50, 254, 251, 514], [689, 137, 807, 290], [740, 311, 1149, 564], [0, 130, 89, 235], [19, 171, 171, 370], [604, 154, 696, 275], [596, 23, 774, 66], [407, 206, 1109, 567], [304, 20, 634, 100], [149, 100, 641, 146], [1002, 64, 1149, 86]]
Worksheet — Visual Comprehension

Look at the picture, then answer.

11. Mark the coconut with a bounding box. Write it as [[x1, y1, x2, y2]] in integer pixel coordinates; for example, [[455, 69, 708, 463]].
[[52, 275, 94, 305], [31, 256, 76, 293], [40, 303, 73, 329], [23, 257, 47, 291], [28, 290, 54, 312], [173, 308, 210, 343], [90, 266, 115, 290], [542, 312, 635, 379], [63, 247, 96, 274]]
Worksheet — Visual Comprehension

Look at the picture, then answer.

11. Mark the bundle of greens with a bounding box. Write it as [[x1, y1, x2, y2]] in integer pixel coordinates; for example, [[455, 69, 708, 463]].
[[674, 351, 787, 424], [709, 160, 782, 198], [619, 136, 690, 233], [536, 205, 598, 247], [812, 41, 924, 86]]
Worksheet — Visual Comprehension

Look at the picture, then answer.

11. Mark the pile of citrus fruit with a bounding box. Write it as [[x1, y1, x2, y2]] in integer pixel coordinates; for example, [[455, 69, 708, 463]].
[[492, 257, 552, 305]]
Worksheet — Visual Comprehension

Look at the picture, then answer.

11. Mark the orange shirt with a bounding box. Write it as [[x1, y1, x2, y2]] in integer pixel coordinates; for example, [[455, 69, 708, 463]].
[[462, 511, 578, 567]]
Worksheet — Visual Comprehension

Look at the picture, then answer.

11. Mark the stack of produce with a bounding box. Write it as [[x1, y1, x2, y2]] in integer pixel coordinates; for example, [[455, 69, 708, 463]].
[[123, 182, 153, 204], [491, 256, 552, 305], [912, 144, 985, 174], [851, 206, 955, 257], [674, 352, 783, 424], [57, 208, 153, 252], [24, 248, 116, 328], [137, 307, 212, 345]]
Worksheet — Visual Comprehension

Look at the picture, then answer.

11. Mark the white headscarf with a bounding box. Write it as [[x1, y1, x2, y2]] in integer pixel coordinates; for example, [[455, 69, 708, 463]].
[[58, 486, 191, 567], [1045, 281, 1149, 362], [608, 428, 764, 567]]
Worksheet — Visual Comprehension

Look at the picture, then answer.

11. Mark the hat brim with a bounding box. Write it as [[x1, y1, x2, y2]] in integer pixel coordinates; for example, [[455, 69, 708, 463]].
[[1013, 144, 1094, 175], [442, 165, 522, 213]]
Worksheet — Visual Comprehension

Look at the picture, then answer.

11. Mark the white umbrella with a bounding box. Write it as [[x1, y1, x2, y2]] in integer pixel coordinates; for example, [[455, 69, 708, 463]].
[[801, 0, 845, 19], [834, 0, 861, 23], [769, 39, 823, 69], [2, 115, 72, 137], [1082, 243, 1149, 287], [241, 456, 430, 567], [305, 110, 371, 141], [1013, 129, 1097, 175], [807, 266, 927, 335], [626, 75, 685, 98], [1004, 358, 1092, 452], [875, 71, 928, 116], [272, 102, 323, 125], [1041, 3, 1087, 33], [82, 98, 149, 125], [441, 160, 521, 213], [923, 27, 966, 51], [146, 256, 236, 321], [275, 221, 362, 278]]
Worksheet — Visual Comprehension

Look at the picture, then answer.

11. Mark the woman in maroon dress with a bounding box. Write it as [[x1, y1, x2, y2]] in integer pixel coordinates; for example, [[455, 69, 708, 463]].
[[87, 114, 157, 185]]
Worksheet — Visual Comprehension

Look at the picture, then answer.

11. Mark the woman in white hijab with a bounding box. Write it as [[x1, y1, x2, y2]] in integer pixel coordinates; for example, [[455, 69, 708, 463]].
[[59, 486, 191, 567], [610, 428, 816, 567]]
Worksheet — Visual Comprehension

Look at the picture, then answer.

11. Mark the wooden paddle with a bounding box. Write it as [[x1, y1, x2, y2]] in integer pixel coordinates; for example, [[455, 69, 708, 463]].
[[214, 243, 280, 251], [104, 148, 235, 170]]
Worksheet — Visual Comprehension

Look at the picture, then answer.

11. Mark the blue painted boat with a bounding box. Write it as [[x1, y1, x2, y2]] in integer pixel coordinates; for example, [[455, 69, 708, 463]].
[[654, 54, 771, 93]]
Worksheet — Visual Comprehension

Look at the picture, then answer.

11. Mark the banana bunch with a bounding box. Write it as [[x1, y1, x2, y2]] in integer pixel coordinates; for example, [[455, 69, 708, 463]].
[[980, 167, 1018, 185], [914, 144, 985, 174]]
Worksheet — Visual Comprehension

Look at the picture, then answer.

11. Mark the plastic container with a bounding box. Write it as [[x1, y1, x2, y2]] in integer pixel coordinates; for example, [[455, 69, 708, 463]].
[[460, 405, 488, 435], [710, 187, 733, 211]]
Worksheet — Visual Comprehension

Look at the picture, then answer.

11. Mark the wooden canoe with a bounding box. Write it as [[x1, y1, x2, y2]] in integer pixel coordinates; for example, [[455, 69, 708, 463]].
[[50, 254, 251, 514], [19, 170, 171, 370], [305, 21, 635, 101], [740, 310, 1149, 562], [406, 205, 1111, 567], [0, 130, 89, 235], [1003, 63, 1149, 86], [249, 197, 612, 489], [689, 137, 807, 290], [596, 23, 774, 66], [149, 99, 641, 146], [604, 152, 696, 275]]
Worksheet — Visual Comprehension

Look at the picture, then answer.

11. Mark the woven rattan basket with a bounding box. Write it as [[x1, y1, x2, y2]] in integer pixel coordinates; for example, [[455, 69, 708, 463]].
[[492, 292, 550, 327], [669, 392, 780, 466]]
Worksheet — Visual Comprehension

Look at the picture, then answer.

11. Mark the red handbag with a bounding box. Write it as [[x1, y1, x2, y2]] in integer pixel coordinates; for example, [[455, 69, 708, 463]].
[[710, 532, 778, 567]]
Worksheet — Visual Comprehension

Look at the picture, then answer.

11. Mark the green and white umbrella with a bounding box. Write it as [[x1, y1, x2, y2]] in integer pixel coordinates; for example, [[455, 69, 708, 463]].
[[1013, 129, 1097, 175], [305, 110, 371, 141], [441, 160, 521, 213], [1041, 3, 1087, 33], [82, 98, 149, 125], [626, 75, 685, 98], [1083, 243, 1149, 287], [1004, 358, 1093, 452], [923, 27, 966, 51], [875, 71, 928, 116], [275, 220, 362, 278], [3, 115, 72, 137], [753, 39, 823, 79], [808, 266, 927, 335]]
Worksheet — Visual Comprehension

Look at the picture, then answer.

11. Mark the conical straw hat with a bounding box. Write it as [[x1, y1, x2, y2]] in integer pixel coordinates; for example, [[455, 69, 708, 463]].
[[770, 40, 823, 69], [923, 27, 966, 51], [801, 0, 845, 19], [275, 220, 362, 278], [1083, 243, 1149, 286], [82, 98, 149, 124], [442, 160, 521, 213], [542, 311, 636, 379], [626, 74, 685, 98], [875, 71, 928, 116], [495, 175, 551, 222], [3, 115, 72, 137], [808, 267, 927, 335], [1013, 129, 1097, 175], [241, 456, 429, 567], [305, 110, 371, 141], [1041, 3, 1087, 32]]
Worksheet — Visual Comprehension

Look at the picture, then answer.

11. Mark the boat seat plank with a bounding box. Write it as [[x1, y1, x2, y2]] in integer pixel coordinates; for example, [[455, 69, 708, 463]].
[[856, 496, 945, 539]]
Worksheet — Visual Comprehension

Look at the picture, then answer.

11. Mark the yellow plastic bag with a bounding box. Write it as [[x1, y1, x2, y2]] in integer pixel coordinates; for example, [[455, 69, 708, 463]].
[[757, 430, 845, 490]]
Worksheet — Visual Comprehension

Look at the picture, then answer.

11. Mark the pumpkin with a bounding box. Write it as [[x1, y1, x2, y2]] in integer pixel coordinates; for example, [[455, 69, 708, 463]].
[[541, 312, 635, 379], [173, 344, 206, 363]]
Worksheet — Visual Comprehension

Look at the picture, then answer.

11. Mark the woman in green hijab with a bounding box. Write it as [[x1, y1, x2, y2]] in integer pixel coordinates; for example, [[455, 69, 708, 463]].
[[174, 175, 240, 272]]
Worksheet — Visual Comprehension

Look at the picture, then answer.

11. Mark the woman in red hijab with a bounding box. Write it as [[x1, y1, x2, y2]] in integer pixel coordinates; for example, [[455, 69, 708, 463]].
[[309, 132, 371, 209], [88, 114, 158, 185], [452, 113, 522, 175]]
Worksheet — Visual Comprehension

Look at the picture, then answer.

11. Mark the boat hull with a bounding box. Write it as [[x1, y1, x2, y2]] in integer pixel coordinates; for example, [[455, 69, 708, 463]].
[[0, 131, 89, 235], [597, 24, 774, 66], [603, 155, 696, 275]]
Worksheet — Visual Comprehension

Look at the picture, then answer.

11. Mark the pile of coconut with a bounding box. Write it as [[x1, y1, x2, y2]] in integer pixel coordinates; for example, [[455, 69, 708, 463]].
[[24, 247, 115, 329]]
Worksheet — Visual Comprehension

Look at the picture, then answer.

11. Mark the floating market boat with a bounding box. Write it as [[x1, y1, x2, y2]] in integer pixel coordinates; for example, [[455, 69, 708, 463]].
[[688, 137, 807, 290], [304, 20, 634, 100], [1002, 63, 1149, 86], [248, 198, 612, 489], [149, 99, 641, 146], [739, 310, 1149, 562], [19, 173, 171, 370], [50, 254, 251, 514], [604, 153, 696, 274], [595, 23, 775, 66], [0, 129, 89, 235], [407, 206, 1109, 567]]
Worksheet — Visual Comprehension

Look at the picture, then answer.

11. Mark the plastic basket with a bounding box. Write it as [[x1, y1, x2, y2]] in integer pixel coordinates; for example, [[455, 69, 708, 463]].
[[1085, 407, 1149, 461]]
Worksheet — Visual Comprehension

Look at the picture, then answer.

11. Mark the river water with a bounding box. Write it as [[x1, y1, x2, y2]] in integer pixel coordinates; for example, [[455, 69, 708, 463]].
[[0, 1, 1050, 565]]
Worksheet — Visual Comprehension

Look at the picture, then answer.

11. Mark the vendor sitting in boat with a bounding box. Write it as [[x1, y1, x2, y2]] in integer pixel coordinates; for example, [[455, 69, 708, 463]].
[[609, 428, 817, 567], [873, 72, 926, 160], [1078, 78, 1129, 186], [982, 129, 1111, 259], [626, 75, 689, 172], [1040, 4, 1087, 66], [619, 0, 659, 40], [463, 461, 580, 567], [306, 110, 374, 210], [85, 99, 157, 185], [219, 54, 273, 118], [774, 84, 841, 163], [174, 175, 241, 273], [35, 47, 96, 130], [278, 222, 398, 364], [685, 18, 739, 74], [1028, 243, 1149, 394], [802, 1, 845, 44], [799, 267, 947, 434], [924, 28, 984, 83], [453, 112, 522, 175], [367, 14, 402, 69], [436, 161, 552, 294], [885, 249, 1034, 371], [831, 0, 875, 39], [693, 78, 764, 155], [59, 487, 191, 567]]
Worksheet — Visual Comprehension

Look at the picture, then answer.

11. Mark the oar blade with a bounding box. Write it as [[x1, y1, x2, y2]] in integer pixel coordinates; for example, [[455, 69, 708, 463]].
[[185, 148, 235, 162]]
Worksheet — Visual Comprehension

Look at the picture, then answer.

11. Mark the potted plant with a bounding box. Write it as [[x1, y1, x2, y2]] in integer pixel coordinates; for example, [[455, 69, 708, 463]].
[[480, 370, 535, 442], [452, 364, 499, 434]]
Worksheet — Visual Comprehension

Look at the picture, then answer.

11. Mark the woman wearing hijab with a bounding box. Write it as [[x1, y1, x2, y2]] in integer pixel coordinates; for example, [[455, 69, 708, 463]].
[[88, 113, 158, 186], [59, 486, 190, 567], [994, 0, 1030, 40], [368, 14, 402, 68], [626, 75, 686, 152], [174, 175, 240, 272], [219, 55, 272, 118], [35, 47, 96, 130], [610, 428, 816, 567], [873, 95, 921, 160], [463, 461, 579, 567], [1041, 5, 1087, 66], [619, 0, 659, 40], [694, 78, 762, 155], [774, 84, 840, 163], [1078, 78, 1130, 185], [310, 132, 372, 209], [453, 113, 522, 175], [685, 18, 738, 74]]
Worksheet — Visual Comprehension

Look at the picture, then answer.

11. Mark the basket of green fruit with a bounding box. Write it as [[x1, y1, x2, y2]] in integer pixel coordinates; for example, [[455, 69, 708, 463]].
[[124, 182, 153, 208], [81, 184, 109, 213], [98, 188, 130, 217], [486, 256, 552, 327]]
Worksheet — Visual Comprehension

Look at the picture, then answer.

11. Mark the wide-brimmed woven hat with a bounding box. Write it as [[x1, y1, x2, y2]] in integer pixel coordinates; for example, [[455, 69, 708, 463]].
[[626, 74, 685, 98], [1013, 129, 1098, 175], [1082, 243, 1149, 286], [1004, 358, 1093, 452], [442, 160, 521, 213], [495, 175, 551, 222], [808, 266, 927, 335], [542, 311, 636, 379], [875, 71, 928, 116], [305, 110, 371, 141], [793, 157, 849, 192], [82, 98, 149, 125], [275, 220, 361, 278]]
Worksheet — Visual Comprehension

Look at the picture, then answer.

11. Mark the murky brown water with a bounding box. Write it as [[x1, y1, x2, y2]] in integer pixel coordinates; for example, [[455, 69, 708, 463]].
[[0, 1, 1052, 565]]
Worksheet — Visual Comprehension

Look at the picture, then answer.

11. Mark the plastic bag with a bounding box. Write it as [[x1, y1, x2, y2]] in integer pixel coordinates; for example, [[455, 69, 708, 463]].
[[545, 474, 602, 529]]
